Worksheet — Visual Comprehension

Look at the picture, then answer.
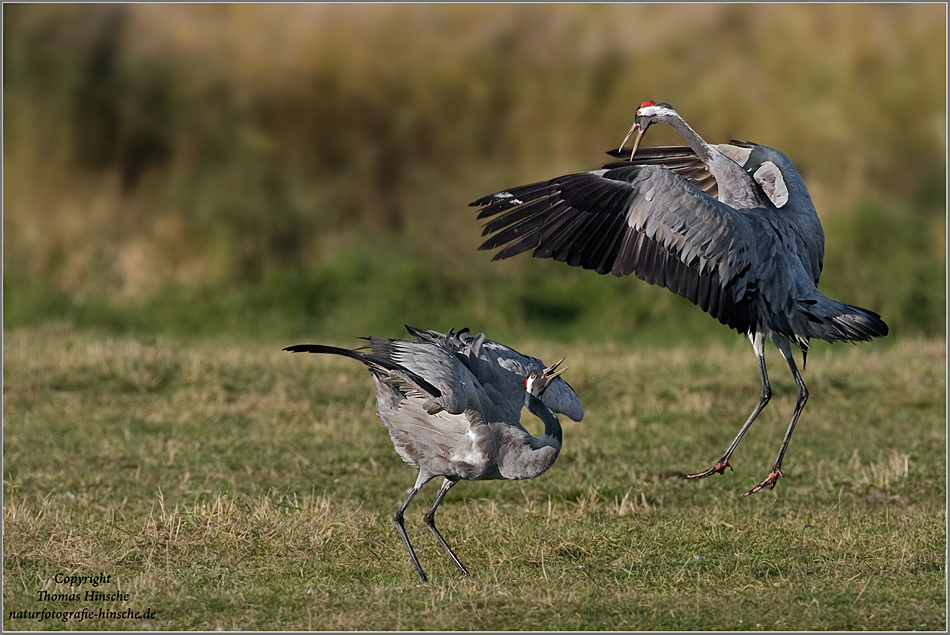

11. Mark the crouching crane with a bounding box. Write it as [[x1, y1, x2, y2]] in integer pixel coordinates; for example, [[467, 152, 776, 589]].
[[470, 101, 887, 495], [285, 325, 582, 580]]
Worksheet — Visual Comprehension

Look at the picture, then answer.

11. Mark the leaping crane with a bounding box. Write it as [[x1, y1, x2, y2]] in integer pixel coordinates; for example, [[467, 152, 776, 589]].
[[470, 100, 888, 495]]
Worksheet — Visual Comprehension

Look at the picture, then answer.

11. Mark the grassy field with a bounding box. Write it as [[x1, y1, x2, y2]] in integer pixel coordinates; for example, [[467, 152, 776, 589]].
[[3, 5, 946, 630], [3, 326, 945, 631]]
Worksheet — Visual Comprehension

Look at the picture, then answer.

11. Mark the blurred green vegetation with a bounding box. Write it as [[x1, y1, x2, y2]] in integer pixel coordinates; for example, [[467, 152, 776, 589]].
[[3, 4, 946, 344]]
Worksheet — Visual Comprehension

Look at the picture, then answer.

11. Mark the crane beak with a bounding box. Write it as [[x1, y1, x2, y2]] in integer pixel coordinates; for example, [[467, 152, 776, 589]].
[[619, 122, 648, 161], [542, 358, 569, 382]]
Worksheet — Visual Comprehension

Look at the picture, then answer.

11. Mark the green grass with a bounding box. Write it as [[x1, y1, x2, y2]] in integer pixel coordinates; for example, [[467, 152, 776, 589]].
[[3, 326, 945, 630]]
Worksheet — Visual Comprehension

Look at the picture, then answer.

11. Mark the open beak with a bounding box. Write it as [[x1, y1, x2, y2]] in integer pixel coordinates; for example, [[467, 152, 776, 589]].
[[619, 122, 647, 161], [542, 358, 569, 383]]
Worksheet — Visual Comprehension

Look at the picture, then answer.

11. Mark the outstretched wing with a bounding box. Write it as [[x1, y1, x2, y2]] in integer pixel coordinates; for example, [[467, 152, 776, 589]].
[[470, 162, 761, 334]]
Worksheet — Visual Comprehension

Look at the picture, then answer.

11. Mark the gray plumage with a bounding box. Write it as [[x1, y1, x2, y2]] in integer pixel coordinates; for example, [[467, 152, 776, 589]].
[[284, 326, 578, 581], [470, 101, 887, 495], [405, 325, 584, 424]]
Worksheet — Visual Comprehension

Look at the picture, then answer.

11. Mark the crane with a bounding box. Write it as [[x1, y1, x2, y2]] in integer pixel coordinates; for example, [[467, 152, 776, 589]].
[[469, 100, 888, 495], [284, 326, 582, 581]]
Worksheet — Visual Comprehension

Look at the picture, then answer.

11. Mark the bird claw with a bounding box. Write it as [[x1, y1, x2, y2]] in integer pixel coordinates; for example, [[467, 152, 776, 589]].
[[744, 469, 783, 496], [684, 458, 733, 480]]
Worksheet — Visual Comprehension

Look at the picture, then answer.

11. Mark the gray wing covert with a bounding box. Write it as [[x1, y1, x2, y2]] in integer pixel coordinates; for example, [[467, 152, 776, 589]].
[[402, 326, 583, 423], [401, 327, 528, 422], [367, 337, 491, 417], [471, 163, 761, 335]]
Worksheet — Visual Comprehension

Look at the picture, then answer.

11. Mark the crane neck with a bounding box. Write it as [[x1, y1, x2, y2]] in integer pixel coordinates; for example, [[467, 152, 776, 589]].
[[524, 392, 562, 447], [663, 114, 717, 164], [493, 391, 562, 482], [663, 113, 766, 210]]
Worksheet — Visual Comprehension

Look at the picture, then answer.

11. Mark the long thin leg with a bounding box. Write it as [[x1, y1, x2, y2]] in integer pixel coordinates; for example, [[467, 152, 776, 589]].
[[686, 331, 772, 479], [422, 478, 471, 577], [393, 474, 429, 582], [745, 338, 808, 496]]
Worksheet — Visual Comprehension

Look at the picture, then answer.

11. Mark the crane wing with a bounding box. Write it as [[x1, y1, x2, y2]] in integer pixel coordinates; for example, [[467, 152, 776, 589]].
[[604, 145, 720, 198], [470, 162, 760, 334], [365, 337, 495, 418], [470, 339, 584, 423], [618, 143, 824, 286], [285, 341, 500, 479], [284, 341, 486, 417], [606, 141, 795, 208], [283, 344, 443, 401], [405, 325, 584, 423]]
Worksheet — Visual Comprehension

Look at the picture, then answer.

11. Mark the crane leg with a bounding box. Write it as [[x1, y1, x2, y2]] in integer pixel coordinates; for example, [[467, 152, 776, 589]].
[[393, 479, 428, 582], [422, 478, 471, 577], [686, 331, 771, 480], [745, 339, 808, 496]]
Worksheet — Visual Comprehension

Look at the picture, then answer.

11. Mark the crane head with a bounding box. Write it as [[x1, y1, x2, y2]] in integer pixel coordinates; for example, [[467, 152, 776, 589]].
[[619, 100, 676, 160], [525, 358, 569, 398]]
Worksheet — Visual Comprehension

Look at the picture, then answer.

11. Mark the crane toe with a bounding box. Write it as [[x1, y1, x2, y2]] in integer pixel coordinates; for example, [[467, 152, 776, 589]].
[[744, 469, 783, 496], [684, 458, 733, 479]]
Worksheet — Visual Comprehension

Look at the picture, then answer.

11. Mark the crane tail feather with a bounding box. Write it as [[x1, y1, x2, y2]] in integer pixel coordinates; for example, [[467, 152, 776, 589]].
[[795, 299, 889, 344], [283, 343, 443, 398]]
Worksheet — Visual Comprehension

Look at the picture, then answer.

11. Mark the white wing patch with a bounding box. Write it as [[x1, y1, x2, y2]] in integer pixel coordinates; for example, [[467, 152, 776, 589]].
[[753, 161, 789, 208]]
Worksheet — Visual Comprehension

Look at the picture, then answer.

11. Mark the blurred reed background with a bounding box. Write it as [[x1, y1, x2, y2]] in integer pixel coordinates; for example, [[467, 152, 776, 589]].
[[3, 4, 945, 344]]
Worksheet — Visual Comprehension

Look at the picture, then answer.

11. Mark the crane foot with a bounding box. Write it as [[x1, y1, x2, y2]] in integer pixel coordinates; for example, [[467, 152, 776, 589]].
[[684, 459, 732, 480], [744, 469, 783, 496]]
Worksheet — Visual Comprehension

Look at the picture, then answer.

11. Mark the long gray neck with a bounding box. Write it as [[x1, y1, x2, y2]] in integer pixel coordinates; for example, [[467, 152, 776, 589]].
[[524, 392, 562, 447], [664, 114, 716, 164], [663, 114, 765, 209], [496, 392, 562, 481]]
